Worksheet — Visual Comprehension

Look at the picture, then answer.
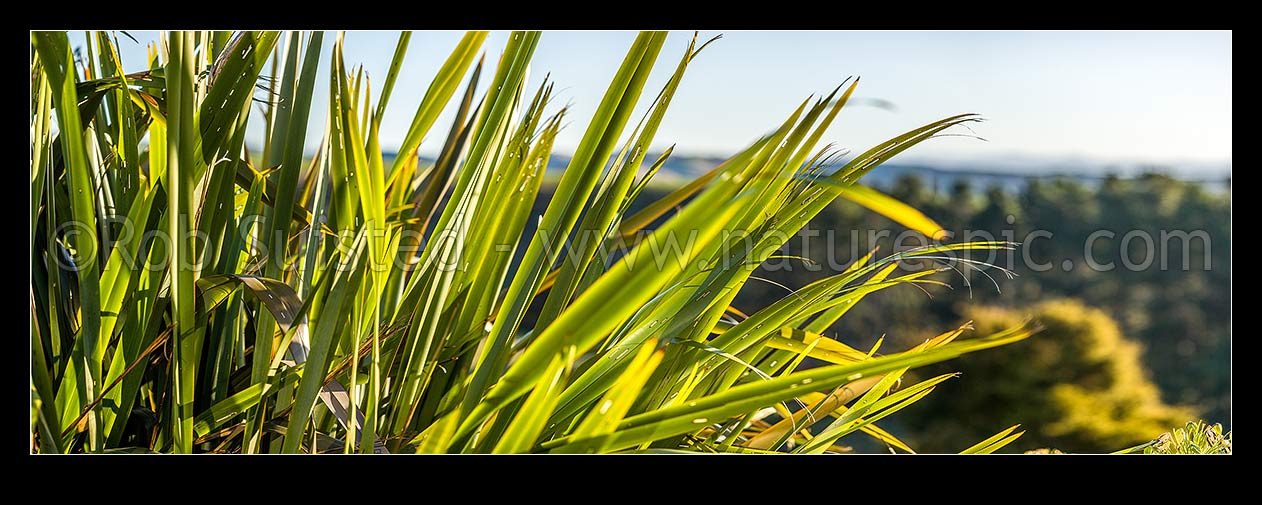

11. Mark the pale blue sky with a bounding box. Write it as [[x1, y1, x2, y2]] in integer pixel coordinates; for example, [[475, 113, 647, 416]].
[[107, 30, 1232, 173]]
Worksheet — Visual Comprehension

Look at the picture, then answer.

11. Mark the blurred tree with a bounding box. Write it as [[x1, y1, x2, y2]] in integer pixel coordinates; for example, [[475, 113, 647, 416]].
[[902, 299, 1193, 453], [943, 179, 976, 232]]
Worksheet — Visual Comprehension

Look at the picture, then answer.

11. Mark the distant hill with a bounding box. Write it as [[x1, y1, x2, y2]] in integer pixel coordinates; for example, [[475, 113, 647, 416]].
[[383, 151, 1232, 193]]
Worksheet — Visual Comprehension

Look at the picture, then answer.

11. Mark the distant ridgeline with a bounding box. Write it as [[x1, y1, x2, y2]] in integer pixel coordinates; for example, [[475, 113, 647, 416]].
[[382, 150, 1232, 193]]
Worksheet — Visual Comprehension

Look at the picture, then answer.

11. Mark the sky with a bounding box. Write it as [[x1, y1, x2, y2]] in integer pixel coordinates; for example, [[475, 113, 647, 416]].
[[107, 30, 1232, 174]]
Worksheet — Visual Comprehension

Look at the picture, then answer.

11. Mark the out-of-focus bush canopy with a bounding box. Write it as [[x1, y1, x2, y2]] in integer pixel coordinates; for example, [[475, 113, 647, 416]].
[[619, 172, 1229, 452]]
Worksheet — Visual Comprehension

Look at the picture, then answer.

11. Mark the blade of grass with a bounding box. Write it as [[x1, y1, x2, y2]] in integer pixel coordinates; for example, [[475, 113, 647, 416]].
[[34, 31, 105, 453]]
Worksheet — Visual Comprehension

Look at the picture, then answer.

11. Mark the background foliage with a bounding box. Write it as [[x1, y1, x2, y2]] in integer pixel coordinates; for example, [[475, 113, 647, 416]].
[[623, 171, 1227, 452]]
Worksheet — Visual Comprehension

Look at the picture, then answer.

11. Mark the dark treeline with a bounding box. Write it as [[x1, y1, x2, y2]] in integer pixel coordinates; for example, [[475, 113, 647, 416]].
[[529, 171, 1230, 451], [709, 172, 1225, 450]]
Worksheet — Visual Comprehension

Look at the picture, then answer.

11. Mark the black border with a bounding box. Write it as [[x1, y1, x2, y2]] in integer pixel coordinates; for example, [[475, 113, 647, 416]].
[[19, 4, 1236, 30], [19, 4, 1233, 493]]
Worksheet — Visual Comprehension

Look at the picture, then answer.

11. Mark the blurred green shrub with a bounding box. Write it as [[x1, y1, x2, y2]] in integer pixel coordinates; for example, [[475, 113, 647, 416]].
[[904, 299, 1193, 453]]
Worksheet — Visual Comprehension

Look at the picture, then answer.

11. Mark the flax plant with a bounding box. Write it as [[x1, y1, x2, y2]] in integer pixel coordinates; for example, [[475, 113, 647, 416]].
[[30, 30, 1036, 454]]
